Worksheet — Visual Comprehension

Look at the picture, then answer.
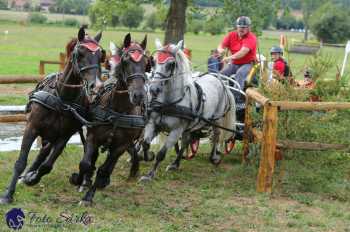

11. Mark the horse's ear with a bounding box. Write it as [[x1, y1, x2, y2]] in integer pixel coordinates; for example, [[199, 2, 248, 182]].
[[141, 35, 147, 50], [155, 38, 162, 50], [94, 31, 102, 43], [123, 33, 131, 48], [110, 41, 117, 55], [78, 26, 86, 42], [176, 40, 184, 51]]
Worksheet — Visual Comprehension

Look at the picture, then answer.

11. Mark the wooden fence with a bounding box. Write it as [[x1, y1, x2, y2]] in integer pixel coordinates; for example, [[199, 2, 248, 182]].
[[242, 88, 350, 193]]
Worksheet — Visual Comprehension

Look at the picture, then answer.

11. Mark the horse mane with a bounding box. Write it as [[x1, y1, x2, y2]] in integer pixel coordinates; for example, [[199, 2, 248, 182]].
[[175, 49, 193, 86], [65, 38, 78, 60]]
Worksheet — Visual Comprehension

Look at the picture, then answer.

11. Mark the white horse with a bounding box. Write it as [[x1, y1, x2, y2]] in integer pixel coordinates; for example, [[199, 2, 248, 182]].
[[139, 39, 236, 181]]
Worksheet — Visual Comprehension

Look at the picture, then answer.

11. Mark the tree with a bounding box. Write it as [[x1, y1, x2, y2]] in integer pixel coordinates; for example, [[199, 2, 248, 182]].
[[120, 4, 144, 28], [0, 0, 7, 9], [164, 0, 188, 44], [88, 0, 138, 29], [301, 0, 325, 41], [310, 2, 350, 43], [223, 0, 279, 35]]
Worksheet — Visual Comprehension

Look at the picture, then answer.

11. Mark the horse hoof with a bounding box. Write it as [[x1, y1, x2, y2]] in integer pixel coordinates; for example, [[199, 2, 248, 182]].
[[210, 157, 222, 166], [79, 200, 93, 207], [69, 173, 82, 186], [166, 164, 178, 172], [138, 176, 152, 183], [0, 196, 13, 204], [22, 171, 41, 186]]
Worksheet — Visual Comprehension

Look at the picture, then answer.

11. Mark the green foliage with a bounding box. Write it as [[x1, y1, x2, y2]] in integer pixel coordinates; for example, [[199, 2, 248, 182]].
[[204, 16, 225, 35], [145, 11, 166, 30], [187, 19, 204, 34], [306, 51, 336, 82], [88, 0, 138, 29], [0, 0, 7, 9], [223, 0, 279, 34], [276, 15, 304, 30], [54, 0, 90, 15], [63, 18, 80, 27], [28, 12, 48, 24], [310, 2, 350, 43], [120, 4, 144, 28]]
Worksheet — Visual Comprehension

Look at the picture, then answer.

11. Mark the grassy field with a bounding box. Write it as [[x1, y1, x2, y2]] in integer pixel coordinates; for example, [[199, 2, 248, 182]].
[[0, 144, 350, 231]]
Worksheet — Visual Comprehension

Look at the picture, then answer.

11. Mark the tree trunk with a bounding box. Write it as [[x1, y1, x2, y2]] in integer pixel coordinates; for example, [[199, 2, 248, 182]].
[[304, 24, 309, 41], [164, 0, 187, 45]]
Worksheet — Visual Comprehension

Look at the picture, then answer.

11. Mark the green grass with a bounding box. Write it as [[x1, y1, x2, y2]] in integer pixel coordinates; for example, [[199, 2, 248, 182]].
[[0, 145, 350, 231]]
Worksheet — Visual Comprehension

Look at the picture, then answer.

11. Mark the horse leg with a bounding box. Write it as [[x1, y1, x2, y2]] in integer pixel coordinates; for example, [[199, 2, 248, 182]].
[[166, 132, 192, 171], [70, 135, 98, 187], [141, 122, 158, 162], [209, 126, 222, 165], [24, 137, 69, 186], [0, 126, 37, 204], [78, 149, 99, 191], [140, 128, 184, 182], [22, 142, 52, 185], [127, 145, 139, 178], [80, 146, 126, 205]]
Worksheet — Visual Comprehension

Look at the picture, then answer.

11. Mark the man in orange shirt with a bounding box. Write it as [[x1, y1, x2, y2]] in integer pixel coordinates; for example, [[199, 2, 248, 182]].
[[217, 16, 257, 91]]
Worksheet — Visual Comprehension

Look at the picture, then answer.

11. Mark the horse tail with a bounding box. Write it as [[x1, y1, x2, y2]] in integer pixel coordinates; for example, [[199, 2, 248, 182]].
[[218, 88, 236, 145]]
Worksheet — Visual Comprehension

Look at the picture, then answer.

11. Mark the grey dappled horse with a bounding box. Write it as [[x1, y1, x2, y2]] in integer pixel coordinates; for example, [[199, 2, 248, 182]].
[[139, 39, 236, 182]]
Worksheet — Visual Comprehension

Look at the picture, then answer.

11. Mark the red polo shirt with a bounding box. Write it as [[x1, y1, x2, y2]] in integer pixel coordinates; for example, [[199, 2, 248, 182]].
[[221, 31, 257, 65], [273, 58, 286, 76]]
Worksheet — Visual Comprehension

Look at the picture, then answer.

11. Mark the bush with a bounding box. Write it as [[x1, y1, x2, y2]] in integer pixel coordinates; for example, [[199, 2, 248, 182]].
[[28, 13, 48, 24], [120, 4, 144, 28], [187, 19, 204, 34], [310, 2, 350, 43], [204, 17, 225, 35], [0, 0, 7, 9], [276, 15, 304, 30], [63, 18, 80, 27], [145, 13, 158, 30]]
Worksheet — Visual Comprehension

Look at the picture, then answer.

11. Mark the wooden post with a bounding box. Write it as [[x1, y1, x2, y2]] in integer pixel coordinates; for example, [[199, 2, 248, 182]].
[[242, 96, 253, 163], [39, 61, 44, 76], [59, 53, 66, 71], [257, 105, 278, 193]]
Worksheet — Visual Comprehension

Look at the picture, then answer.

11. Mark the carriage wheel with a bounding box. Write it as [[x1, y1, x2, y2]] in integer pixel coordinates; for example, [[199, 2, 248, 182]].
[[224, 137, 236, 155]]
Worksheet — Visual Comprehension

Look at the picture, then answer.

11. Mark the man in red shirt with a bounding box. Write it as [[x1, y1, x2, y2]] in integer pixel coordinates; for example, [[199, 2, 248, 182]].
[[270, 46, 291, 82], [217, 16, 257, 91]]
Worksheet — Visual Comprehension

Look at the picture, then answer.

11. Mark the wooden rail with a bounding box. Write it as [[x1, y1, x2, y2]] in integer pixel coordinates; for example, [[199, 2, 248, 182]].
[[0, 75, 43, 84], [243, 88, 350, 193]]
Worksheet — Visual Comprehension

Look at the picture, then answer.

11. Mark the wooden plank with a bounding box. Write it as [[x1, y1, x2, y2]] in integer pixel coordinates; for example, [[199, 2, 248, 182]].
[[0, 75, 43, 84], [251, 128, 263, 143], [270, 101, 350, 111], [242, 97, 253, 163], [246, 88, 270, 106], [39, 61, 45, 75], [59, 53, 66, 71], [257, 105, 278, 193], [0, 114, 26, 122], [277, 140, 349, 151]]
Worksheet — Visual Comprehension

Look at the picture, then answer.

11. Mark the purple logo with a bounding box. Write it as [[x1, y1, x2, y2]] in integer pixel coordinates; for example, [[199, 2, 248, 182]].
[[5, 208, 25, 230]]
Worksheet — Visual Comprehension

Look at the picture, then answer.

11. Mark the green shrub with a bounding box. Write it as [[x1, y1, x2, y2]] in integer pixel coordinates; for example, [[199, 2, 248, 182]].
[[28, 13, 48, 24], [310, 2, 350, 43], [204, 17, 225, 35], [63, 18, 80, 27], [120, 4, 144, 28], [187, 19, 204, 34]]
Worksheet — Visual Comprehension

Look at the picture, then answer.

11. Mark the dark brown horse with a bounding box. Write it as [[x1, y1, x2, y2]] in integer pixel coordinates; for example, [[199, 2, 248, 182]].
[[0, 26, 105, 204], [69, 33, 148, 205]]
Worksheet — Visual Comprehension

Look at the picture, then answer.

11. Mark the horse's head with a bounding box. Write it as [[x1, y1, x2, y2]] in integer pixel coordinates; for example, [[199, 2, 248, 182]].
[[150, 39, 188, 99], [111, 33, 148, 106], [66, 26, 105, 102]]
